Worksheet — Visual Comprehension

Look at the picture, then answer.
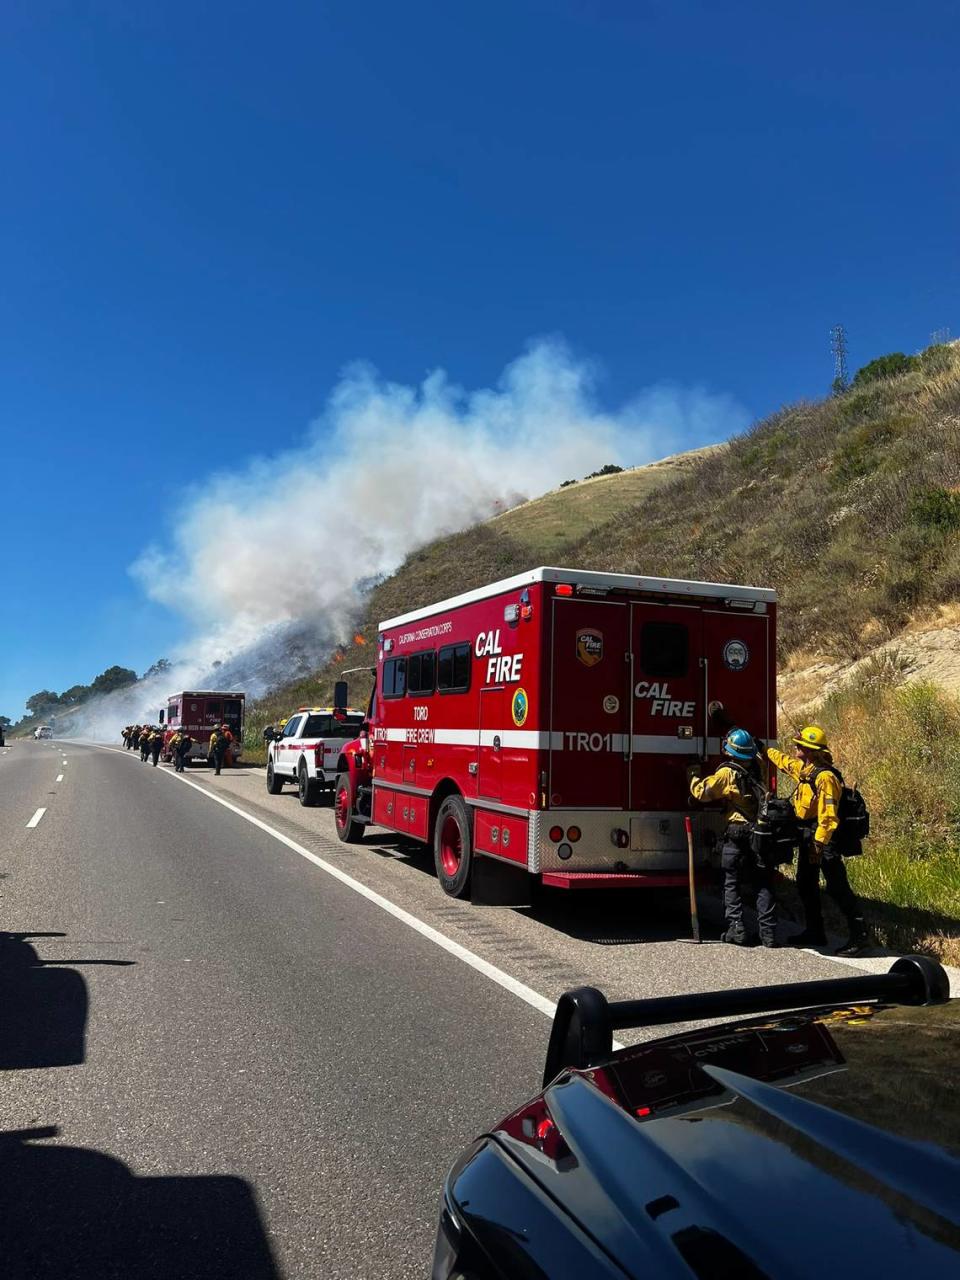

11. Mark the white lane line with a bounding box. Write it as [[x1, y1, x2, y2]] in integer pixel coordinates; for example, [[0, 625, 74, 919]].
[[82, 743, 602, 1034], [171, 772, 561, 1020], [56, 773, 64, 782], [26, 807, 47, 828]]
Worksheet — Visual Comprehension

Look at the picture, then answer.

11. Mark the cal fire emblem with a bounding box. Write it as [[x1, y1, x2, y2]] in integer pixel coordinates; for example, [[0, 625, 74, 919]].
[[576, 628, 603, 667]]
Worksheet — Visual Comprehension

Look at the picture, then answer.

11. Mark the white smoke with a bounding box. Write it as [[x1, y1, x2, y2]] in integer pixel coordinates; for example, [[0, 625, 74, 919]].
[[67, 340, 749, 738]]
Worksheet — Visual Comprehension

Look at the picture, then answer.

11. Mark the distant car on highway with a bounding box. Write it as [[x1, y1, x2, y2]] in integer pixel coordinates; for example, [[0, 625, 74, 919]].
[[433, 957, 957, 1279], [34, 725, 53, 739]]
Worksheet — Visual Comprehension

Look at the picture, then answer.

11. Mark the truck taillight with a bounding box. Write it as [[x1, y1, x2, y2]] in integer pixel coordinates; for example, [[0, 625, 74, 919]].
[[314, 741, 325, 767], [769, 772, 777, 793]]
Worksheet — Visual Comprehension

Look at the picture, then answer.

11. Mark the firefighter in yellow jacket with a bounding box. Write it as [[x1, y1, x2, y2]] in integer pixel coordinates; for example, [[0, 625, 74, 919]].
[[690, 728, 779, 948], [766, 724, 866, 955]]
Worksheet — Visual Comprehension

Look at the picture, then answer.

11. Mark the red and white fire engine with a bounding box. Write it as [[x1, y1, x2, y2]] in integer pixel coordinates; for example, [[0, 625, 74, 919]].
[[159, 690, 245, 764], [332, 567, 776, 902]]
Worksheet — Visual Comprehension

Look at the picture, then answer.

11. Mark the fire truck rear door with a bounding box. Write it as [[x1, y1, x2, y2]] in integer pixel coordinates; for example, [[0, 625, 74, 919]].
[[630, 604, 702, 810], [478, 687, 506, 801], [549, 599, 630, 808], [702, 608, 772, 749]]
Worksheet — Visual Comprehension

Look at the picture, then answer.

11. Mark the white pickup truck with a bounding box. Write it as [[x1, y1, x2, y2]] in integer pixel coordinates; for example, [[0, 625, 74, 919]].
[[266, 706, 366, 806]]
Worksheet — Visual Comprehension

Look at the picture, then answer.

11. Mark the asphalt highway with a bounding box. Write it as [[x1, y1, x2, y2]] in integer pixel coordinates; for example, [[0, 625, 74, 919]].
[[2, 739, 950, 1278]]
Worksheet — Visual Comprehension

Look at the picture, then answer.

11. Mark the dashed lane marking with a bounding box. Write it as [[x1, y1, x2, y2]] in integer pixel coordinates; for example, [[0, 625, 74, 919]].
[[26, 808, 46, 829], [56, 774, 64, 782]]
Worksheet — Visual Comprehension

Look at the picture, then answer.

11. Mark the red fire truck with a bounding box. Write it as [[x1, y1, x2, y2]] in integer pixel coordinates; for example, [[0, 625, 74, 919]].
[[159, 690, 245, 764], [333, 567, 776, 902]]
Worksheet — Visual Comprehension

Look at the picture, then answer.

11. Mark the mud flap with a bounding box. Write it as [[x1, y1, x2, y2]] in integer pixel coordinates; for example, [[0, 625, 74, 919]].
[[470, 853, 534, 907]]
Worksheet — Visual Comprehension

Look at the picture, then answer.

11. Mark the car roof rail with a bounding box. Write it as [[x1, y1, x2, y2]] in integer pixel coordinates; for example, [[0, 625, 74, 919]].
[[542, 955, 950, 1087]]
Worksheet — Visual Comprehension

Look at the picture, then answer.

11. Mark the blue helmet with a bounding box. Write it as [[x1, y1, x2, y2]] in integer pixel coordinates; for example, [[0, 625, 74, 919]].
[[723, 727, 757, 760]]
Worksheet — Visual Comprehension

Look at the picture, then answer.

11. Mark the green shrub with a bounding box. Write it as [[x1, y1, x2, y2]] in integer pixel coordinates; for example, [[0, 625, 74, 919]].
[[909, 488, 960, 534], [851, 352, 920, 388], [829, 416, 906, 487]]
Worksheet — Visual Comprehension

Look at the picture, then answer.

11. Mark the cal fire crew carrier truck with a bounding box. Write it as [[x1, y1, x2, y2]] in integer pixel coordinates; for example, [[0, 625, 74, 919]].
[[159, 690, 245, 764], [333, 566, 776, 902]]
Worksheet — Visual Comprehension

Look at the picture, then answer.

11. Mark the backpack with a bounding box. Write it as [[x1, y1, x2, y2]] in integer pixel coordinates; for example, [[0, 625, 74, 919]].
[[808, 765, 870, 856], [727, 760, 799, 865]]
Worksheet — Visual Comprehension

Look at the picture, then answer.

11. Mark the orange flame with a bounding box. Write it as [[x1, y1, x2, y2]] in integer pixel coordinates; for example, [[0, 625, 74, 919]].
[[353, 633, 366, 646]]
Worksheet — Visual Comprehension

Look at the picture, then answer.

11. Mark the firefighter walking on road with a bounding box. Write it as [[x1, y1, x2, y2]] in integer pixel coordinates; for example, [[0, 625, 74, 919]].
[[211, 723, 233, 775], [140, 727, 152, 762], [174, 731, 193, 772], [766, 725, 866, 956], [690, 728, 780, 948]]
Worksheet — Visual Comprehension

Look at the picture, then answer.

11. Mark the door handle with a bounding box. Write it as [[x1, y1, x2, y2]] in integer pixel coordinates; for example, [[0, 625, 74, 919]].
[[492, 735, 501, 752]]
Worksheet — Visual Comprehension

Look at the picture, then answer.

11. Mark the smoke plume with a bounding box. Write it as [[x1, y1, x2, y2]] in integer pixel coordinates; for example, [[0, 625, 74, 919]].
[[69, 340, 749, 737]]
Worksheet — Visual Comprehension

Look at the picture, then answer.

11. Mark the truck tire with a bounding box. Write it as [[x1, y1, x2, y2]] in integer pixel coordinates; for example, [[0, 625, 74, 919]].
[[334, 772, 363, 843], [298, 761, 321, 807], [434, 794, 472, 898], [266, 760, 284, 794]]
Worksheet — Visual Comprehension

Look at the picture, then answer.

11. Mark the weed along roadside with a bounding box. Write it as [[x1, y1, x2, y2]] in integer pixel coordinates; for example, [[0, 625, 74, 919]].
[[802, 677, 960, 964]]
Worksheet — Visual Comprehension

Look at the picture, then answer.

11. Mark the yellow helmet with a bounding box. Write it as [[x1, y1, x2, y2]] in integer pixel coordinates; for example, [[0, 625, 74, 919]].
[[793, 724, 829, 753], [278, 718, 288, 728]]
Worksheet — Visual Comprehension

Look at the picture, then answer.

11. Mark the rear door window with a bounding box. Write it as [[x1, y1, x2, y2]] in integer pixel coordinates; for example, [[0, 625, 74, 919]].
[[640, 622, 689, 678]]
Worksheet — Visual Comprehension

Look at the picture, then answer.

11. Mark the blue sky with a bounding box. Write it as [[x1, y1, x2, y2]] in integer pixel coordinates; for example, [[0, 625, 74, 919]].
[[2, 0, 958, 718]]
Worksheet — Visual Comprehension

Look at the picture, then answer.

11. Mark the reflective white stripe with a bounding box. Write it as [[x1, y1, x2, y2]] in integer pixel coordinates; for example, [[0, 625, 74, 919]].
[[372, 729, 725, 754], [479, 729, 547, 749]]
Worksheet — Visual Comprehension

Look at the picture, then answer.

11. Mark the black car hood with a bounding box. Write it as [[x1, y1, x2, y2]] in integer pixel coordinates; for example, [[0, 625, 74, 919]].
[[493, 1001, 960, 1278]]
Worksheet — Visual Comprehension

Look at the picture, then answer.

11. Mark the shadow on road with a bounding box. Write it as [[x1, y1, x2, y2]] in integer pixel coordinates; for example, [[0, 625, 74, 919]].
[[365, 834, 727, 945], [0, 1126, 280, 1279], [0, 932, 134, 1070]]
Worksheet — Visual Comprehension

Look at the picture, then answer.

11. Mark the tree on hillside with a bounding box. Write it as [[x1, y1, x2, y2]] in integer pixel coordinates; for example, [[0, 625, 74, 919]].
[[90, 666, 139, 697], [0, 715, 12, 729], [143, 658, 173, 680], [58, 684, 90, 706], [26, 690, 60, 716]]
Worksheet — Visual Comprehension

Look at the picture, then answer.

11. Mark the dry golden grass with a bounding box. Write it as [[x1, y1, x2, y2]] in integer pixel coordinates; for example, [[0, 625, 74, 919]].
[[487, 445, 725, 555]]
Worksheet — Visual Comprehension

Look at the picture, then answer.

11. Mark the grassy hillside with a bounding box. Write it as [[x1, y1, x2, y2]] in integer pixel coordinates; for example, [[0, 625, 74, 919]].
[[487, 444, 724, 553], [581, 343, 960, 660]]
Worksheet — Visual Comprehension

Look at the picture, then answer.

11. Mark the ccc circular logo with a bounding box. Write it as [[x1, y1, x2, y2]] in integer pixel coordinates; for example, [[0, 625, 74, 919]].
[[511, 687, 529, 727], [723, 639, 749, 671]]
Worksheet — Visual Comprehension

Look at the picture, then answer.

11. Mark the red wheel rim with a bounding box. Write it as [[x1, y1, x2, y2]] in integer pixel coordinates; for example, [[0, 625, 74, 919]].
[[336, 784, 350, 830], [439, 814, 462, 877]]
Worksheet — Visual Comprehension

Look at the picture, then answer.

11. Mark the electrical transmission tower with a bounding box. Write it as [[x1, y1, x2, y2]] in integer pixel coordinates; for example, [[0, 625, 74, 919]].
[[831, 324, 849, 394]]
